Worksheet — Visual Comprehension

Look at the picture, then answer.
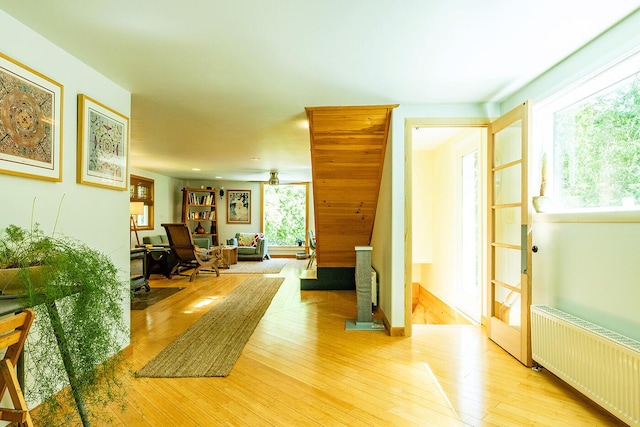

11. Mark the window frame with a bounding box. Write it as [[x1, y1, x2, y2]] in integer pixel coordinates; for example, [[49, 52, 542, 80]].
[[533, 48, 640, 222], [260, 182, 310, 247], [129, 175, 154, 230]]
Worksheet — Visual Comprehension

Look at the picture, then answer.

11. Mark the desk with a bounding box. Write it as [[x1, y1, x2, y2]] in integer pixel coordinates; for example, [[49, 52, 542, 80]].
[[218, 246, 238, 269]]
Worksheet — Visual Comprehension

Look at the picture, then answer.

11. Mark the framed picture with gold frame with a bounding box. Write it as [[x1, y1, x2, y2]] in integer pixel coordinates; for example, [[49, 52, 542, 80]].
[[77, 94, 129, 190], [227, 190, 251, 224], [0, 52, 63, 181]]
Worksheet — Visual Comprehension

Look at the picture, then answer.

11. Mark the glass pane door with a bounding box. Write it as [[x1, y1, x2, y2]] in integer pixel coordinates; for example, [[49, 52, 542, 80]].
[[487, 102, 532, 367]]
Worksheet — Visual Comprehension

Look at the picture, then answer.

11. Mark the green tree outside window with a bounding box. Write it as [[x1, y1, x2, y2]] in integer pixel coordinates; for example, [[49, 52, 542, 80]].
[[553, 73, 640, 209], [263, 184, 307, 245]]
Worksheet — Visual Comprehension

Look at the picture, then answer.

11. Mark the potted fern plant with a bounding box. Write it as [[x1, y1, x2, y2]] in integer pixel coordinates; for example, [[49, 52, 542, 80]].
[[0, 222, 129, 426]]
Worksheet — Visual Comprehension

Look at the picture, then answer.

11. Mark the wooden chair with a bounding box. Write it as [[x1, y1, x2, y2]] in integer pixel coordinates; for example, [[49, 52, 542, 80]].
[[0, 309, 35, 427], [161, 223, 223, 282]]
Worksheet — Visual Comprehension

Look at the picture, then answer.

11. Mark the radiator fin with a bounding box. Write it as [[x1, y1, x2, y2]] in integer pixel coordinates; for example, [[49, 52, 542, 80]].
[[531, 305, 640, 427]]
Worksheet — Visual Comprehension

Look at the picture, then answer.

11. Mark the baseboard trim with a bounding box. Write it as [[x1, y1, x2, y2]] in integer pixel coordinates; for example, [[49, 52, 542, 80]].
[[413, 285, 472, 325], [377, 306, 405, 336]]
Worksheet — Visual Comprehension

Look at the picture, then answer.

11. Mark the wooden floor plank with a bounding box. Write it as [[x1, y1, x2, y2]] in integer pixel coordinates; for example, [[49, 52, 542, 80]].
[[44, 259, 626, 426]]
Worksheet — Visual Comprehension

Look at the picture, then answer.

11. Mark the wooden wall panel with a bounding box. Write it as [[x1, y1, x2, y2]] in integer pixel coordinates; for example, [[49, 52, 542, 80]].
[[305, 104, 397, 268]]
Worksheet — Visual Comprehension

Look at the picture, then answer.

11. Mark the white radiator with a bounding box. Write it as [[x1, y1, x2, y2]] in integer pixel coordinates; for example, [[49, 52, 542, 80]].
[[371, 268, 377, 306], [531, 305, 640, 427]]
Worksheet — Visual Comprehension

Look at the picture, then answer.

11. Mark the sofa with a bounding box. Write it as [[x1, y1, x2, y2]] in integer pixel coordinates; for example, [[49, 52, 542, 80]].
[[227, 233, 269, 261]]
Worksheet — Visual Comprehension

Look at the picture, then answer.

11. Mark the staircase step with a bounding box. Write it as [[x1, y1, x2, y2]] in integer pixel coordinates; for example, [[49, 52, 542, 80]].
[[300, 267, 355, 290]]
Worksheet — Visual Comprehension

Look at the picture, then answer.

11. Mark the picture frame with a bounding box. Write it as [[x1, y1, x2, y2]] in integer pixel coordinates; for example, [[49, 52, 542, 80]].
[[227, 190, 251, 224], [77, 94, 129, 190], [0, 52, 63, 181]]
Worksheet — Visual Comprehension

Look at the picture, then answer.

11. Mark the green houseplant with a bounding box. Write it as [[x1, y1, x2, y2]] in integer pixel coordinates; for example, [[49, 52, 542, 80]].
[[0, 222, 129, 426]]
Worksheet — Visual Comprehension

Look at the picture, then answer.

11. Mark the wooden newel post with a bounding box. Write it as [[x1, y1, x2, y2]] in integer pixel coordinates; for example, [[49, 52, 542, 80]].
[[355, 246, 373, 323], [345, 246, 384, 331]]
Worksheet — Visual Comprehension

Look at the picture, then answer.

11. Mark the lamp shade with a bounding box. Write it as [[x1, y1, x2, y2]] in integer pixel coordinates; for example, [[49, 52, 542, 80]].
[[130, 202, 145, 215]]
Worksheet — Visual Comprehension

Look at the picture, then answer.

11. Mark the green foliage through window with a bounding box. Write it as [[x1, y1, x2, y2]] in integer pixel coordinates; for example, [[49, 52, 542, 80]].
[[263, 184, 307, 245], [551, 70, 640, 210]]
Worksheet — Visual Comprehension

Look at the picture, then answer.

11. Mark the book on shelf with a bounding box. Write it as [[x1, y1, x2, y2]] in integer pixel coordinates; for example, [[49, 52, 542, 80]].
[[188, 193, 215, 205], [188, 211, 215, 220]]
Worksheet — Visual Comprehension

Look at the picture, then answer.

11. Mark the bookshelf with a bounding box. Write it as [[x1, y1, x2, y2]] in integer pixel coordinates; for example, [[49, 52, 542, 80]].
[[181, 187, 219, 246]]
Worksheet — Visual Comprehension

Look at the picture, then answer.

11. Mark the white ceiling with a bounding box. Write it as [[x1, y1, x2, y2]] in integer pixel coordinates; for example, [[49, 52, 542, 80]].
[[1, 1, 638, 183]]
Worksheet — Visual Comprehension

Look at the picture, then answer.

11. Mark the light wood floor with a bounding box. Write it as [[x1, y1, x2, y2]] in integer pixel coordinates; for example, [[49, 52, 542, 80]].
[[92, 259, 623, 426]]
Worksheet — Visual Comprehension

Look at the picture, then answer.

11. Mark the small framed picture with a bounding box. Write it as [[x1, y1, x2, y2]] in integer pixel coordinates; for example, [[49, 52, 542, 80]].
[[227, 190, 251, 224], [0, 52, 63, 181], [77, 94, 129, 190]]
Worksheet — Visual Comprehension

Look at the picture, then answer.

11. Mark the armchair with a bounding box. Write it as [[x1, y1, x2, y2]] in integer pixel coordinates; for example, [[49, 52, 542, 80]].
[[162, 223, 223, 281], [142, 234, 210, 278], [227, 232, 269, 261]]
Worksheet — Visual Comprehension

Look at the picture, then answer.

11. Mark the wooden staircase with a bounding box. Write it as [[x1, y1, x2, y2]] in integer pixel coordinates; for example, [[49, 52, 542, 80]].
[[303, 105, 397, 288]]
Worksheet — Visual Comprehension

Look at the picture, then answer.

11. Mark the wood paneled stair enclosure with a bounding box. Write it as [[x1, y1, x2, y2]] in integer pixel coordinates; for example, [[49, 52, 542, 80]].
[[302, 105, 397, 289]]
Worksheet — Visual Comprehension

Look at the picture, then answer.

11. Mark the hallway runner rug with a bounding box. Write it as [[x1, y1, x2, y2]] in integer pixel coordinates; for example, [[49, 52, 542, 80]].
[[136, 276, 284, 377], [218, 258, 289, 274]]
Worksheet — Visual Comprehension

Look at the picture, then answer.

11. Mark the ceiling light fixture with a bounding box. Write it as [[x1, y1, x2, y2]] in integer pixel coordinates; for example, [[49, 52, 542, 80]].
[[268, 171, 279, 185]]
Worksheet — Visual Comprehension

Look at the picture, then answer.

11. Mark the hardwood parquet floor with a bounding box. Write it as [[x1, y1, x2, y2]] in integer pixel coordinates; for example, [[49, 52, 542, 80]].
[[92, 259, 623, 426]]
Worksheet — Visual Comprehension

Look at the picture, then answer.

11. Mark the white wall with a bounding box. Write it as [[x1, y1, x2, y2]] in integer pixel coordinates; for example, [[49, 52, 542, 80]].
[[503, 9, 640, 341], [0, 10, 131, 311], [411, 150, 433, 264], [0, 10, 131, 411], [532, 219, 640, 341], [427, 140, 456, 304]]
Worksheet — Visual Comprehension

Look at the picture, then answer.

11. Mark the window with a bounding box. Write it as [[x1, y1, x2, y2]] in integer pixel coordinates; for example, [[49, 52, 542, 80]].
[[130, 175, 154, 229], [536, 50, 640, 212], [262, 183, 308, 245]]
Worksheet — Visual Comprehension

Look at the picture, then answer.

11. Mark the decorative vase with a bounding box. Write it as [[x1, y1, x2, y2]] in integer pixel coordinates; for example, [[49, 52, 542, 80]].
[[532, 196, 551, 213], [195, 222, 206, 234]]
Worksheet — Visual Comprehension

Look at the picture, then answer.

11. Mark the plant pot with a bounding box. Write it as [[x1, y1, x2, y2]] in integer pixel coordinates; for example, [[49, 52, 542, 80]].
[[532, 196, 552, 213], [0, 266, 46, 296]]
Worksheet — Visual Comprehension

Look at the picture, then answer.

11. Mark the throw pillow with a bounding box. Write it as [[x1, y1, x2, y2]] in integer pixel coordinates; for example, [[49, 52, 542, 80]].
[[237, 233, 254, 247], [251, 233, 264, 247]]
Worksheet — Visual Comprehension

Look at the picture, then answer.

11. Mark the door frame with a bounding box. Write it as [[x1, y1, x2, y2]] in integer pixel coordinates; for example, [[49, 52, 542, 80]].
[[404, 117, 490, 336]]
